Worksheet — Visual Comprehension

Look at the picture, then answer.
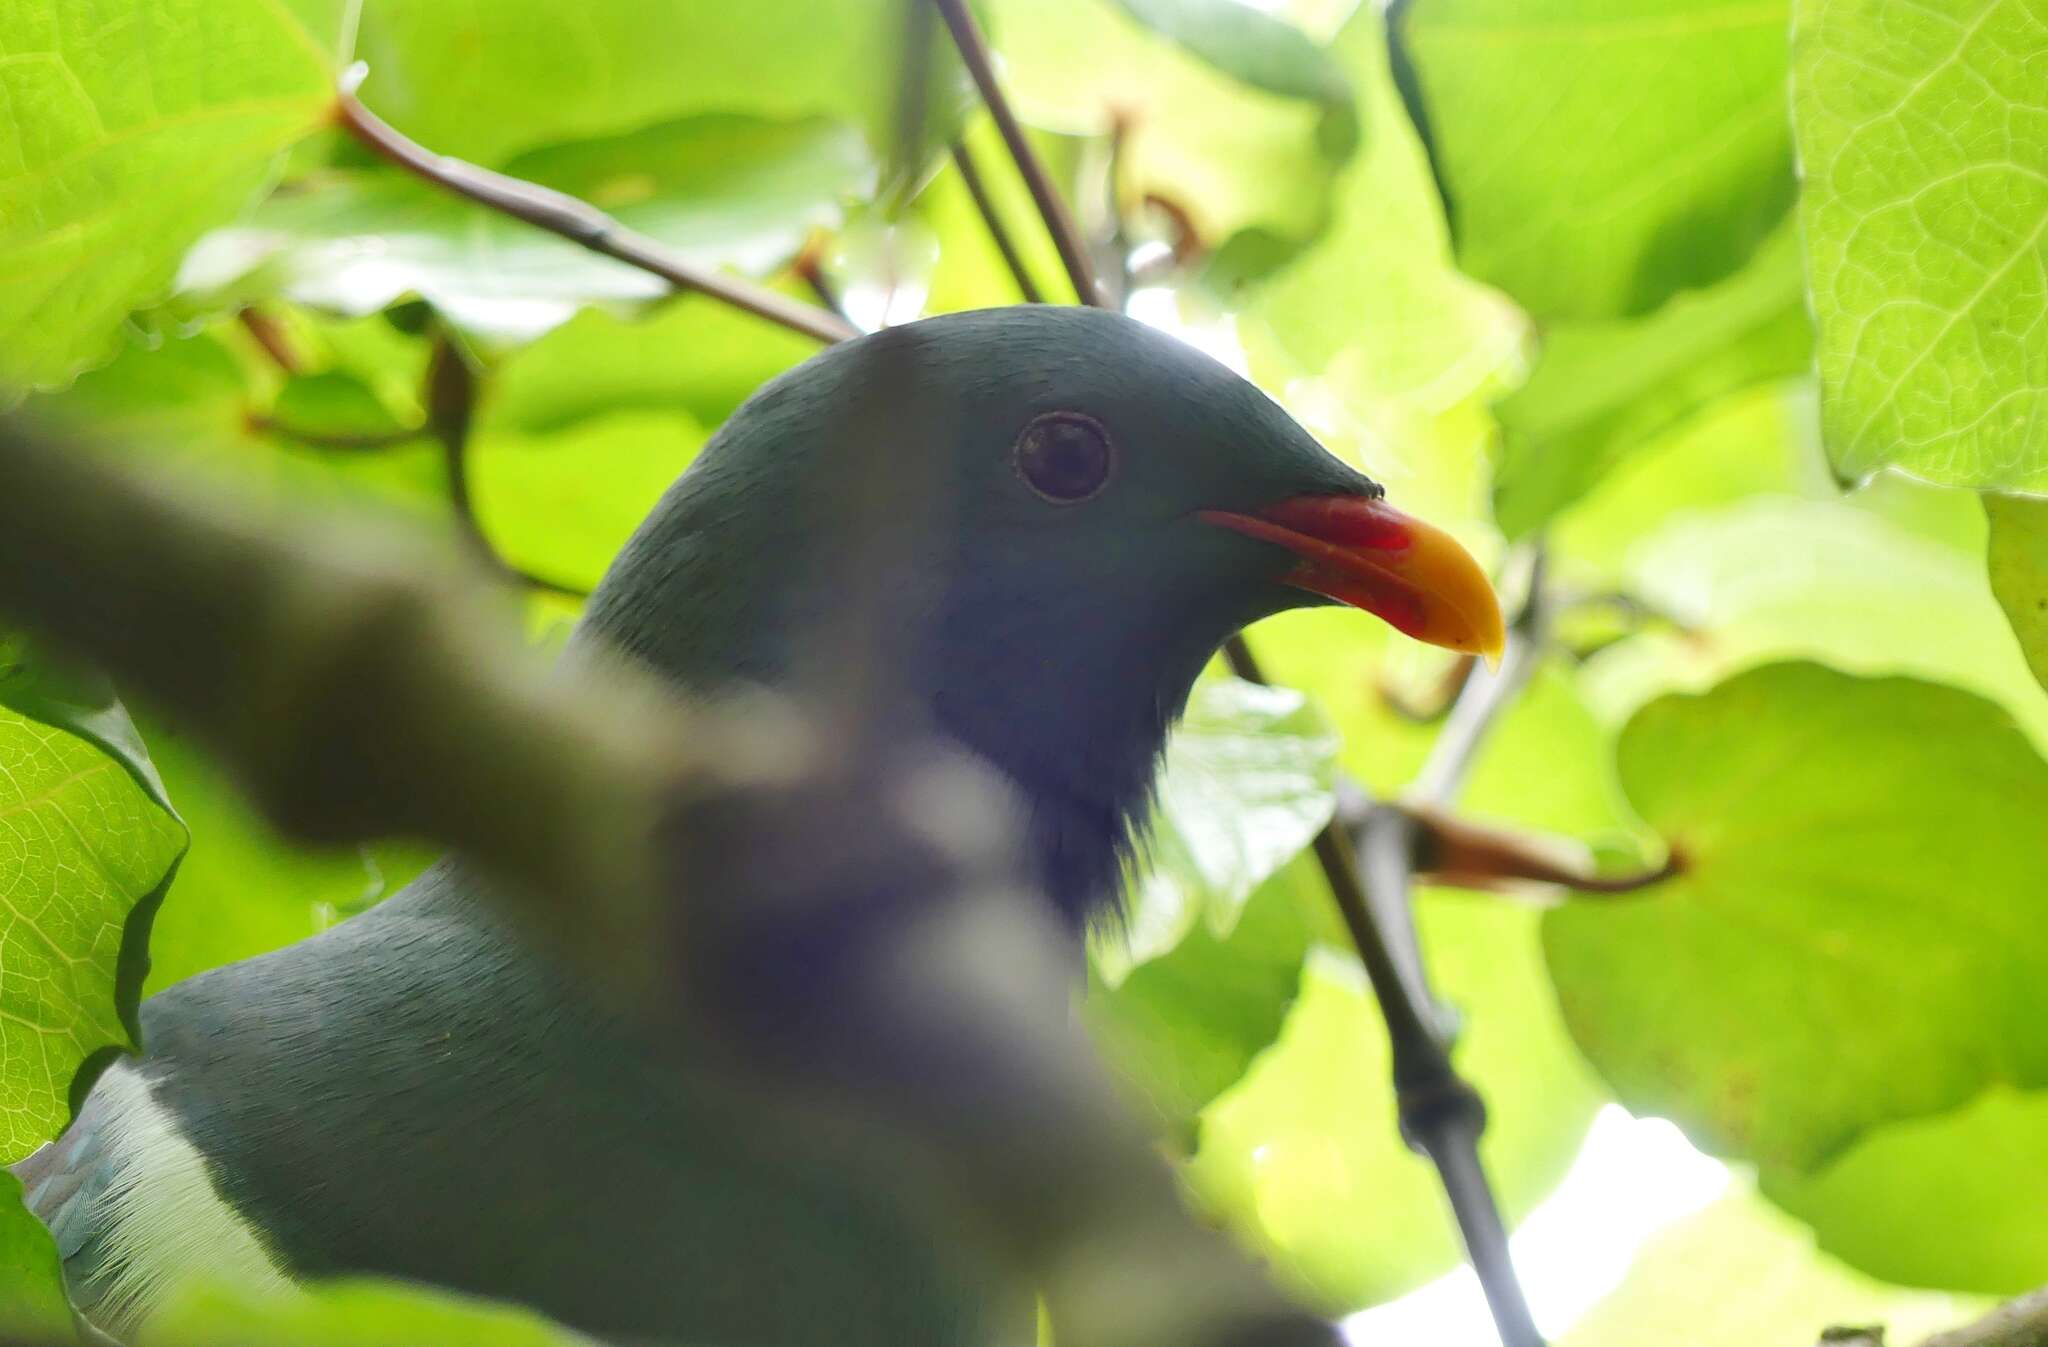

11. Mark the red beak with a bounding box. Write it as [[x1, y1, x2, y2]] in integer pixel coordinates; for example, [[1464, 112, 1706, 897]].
[[1200, 494, 1506, 662]]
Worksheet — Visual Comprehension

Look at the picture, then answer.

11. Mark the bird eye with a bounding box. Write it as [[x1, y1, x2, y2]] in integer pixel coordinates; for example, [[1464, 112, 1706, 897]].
[[1014, 412, 1114, 504]]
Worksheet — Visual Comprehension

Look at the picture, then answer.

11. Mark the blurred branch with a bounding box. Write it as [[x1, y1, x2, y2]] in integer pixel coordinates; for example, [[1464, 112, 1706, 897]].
[[949, 138, 1046, 303], [1821, 1289, 2048, 1347], [0, 413, 1337, 1347], [930, 0, 1104, 305], [0, 413, 681, 992], [332, 67, 857, 346], [1379, 653, 1478, 724]]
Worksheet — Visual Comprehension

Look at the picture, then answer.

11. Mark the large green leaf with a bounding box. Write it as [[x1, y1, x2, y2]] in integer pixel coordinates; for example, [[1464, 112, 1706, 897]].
[[1577, 492, 2048, 748], [1546, 662, 2048, 1173], [1793, 0, 2048, 490], [1560, 1186, 1982, 1347], [0, 1174, 69, 1336], [990, 0, 1353, 264], [181, 116, 871, 344], [1984, 492, 2048, 695], [472, 410, 709, 594], [485, 295, 818, 439], [0, 702, 185, 1160], [1492, 227, 1812, 539], [1762, 1085, 2048, 1295], [1398, 0, 1795, 320], [0, 0, 343, 390], [350, 1, 969, 175], [144, 1278, 586, 1347]]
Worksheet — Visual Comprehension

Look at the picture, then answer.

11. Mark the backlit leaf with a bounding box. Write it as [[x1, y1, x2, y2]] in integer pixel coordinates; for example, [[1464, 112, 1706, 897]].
[[1793, 0, 2048, 489]]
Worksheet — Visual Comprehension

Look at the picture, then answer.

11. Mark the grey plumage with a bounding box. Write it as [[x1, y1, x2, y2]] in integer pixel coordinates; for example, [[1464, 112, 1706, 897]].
[[16, 307, 1396, 1345]]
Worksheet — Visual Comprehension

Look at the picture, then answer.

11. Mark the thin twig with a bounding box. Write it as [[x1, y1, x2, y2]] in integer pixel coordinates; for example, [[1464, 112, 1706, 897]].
[[1413, 549, 1548, 806], [930, 0, 1104, 306], [332, 68, 856, 346], [925, 1, 1546, 1337], [949, 139, 1045, 303], [1822, 1288, 2048, 1347], [423, 330, 589, 601]]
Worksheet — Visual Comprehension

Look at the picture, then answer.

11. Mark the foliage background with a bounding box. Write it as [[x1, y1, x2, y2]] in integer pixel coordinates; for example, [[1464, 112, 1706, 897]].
[[2, 0, 2045, 1341]]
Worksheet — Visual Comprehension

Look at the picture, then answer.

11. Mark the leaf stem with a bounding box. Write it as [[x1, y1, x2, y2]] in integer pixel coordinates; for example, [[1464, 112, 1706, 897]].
[[948, 139, 1045, 303], [332, 69, 857, 347], [930, 0, 1104, 306]]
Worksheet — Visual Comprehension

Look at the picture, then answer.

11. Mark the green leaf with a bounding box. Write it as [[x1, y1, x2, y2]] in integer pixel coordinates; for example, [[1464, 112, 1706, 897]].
[[181, 116, 872, 344], [1103, 678, 1339, 979], [1399, 0, 1796, 320], [1793, 0, 2048, 490], [0, 0, 343, 390], [1492, 227, 1812, 539], [1234, 4, 1525, 539], [350, 1, 970, 174], [990, 0, 1353, 262], [29, 324, 450, 517], [1577, 493, 2048, 748], [1087, 857, 1329, 1130], [0, 1173, 70, 1337], [486, 295, 820, 436], [0, 638, 174, 817], [144, 1277, 587, 1347], [1984, 492, 2048, 694], [1760, 1085, 2048, 1295], [472, 410, 710, 594], [1560, 1186, 1983, 1347], [1545, 662, 2048, 1172], [135, 714, 430, 997], [1085, 678, 1339, 1129], [1111, 0, 1358, 154], [0, 702, 186, 1160]]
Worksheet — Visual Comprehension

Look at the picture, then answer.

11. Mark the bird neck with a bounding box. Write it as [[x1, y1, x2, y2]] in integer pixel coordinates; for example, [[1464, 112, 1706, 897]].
[[577, 519, 1212, 932]]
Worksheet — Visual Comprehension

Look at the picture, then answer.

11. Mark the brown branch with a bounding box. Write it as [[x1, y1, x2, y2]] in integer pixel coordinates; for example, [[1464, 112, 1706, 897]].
[[791, 236, 855, 327], [930, 0, 1104, 306], [332, 69, 856, 346], [1406, 806, 1678, 897], [949, 138, 1045, 303]]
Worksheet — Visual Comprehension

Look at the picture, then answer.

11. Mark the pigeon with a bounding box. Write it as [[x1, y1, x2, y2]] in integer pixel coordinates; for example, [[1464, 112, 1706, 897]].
[[15, 306, 1501, 1347]]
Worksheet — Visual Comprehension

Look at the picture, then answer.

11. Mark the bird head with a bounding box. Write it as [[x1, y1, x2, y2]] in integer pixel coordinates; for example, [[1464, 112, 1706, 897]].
[[582, 306, 1500, 921]]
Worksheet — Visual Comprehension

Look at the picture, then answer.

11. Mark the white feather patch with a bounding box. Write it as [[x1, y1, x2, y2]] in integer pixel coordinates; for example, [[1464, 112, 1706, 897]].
[[84, 1063, 300, 1339]]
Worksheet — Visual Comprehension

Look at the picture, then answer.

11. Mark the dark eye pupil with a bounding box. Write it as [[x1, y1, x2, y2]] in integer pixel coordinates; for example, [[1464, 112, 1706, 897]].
[[1016, 413, 1111, 502]]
